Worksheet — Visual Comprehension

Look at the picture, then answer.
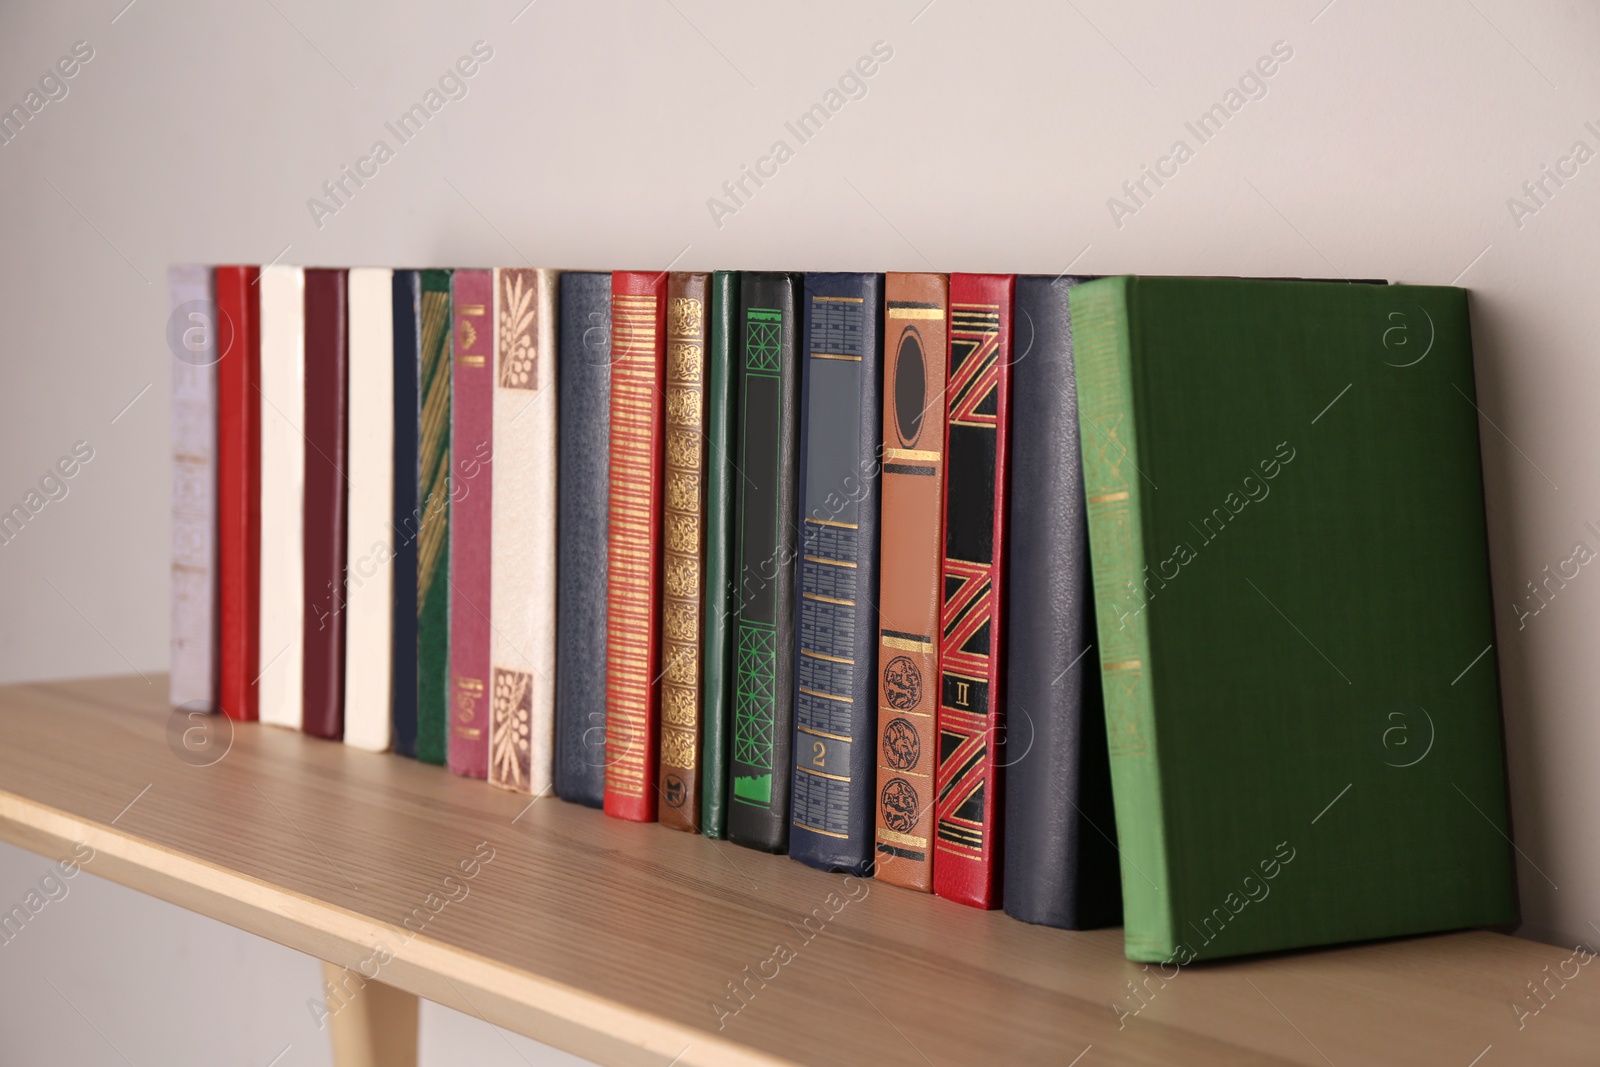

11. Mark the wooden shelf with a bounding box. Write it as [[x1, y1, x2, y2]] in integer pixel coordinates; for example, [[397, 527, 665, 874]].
[[0, 676, 1593, 1065]]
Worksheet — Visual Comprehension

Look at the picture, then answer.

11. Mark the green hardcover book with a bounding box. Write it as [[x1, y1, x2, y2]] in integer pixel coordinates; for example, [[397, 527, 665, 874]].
[[416, 269, 453, 765], [1071, 276, 1515, 963], [700, 271, 739, 838]]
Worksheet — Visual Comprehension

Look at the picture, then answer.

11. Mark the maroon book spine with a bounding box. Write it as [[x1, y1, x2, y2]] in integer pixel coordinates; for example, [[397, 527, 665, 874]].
[[216, 266, 261, 722], [302, 269, 349, 740], [448, 269, 494, 778]]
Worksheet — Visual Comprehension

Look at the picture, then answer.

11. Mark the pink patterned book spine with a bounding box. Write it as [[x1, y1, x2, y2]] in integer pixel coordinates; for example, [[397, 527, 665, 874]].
[[448, 269, 494, 778]]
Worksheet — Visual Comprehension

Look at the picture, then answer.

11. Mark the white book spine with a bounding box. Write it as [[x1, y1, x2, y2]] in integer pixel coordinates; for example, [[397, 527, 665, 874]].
[[258, 265, 305, 730], [168, 265, 218, 711], [344, 269, 395, 752]]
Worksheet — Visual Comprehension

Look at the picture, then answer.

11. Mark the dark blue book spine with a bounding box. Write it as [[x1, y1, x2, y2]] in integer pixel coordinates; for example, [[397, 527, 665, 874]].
[[1002, 275, 1121, 929], [554, 272, 612, 807], [390, 271, 421, 758], [788, 272, 884, 875]]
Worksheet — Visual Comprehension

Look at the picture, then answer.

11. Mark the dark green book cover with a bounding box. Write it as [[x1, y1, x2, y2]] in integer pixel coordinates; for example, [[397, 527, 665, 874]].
[[701, 271, 739, 838], [1071, 276, 1515, 962], [416, 269, 453, 765]]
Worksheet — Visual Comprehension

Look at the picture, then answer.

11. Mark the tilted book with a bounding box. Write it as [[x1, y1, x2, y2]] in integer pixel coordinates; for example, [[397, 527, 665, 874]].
[[257, 265, 305, 731], [554, 272, 611, 806], [345, 268, 394, 752], [215, 266, 261, 722], [788, 272, 883, 876], [934, 273, 1013, 908], [302, 269, 349, 741], [605, 271, 669, 822], [874, 272, 949, 892], [700, 271, 739, 839], [727, 272, 803, 853], [168, 264, 219, 713], [391, 271, 423, 757], [489, 268, 559, 796], [416, 269, 454, 765], [1072, 276, 1515, 961], [657, 272, 712, 831], [1002, 275, 1121, 931], [449, 269, 494, 778]]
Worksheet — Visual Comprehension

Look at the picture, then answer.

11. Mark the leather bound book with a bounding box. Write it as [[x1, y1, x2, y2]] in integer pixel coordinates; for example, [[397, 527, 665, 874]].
[[934, 274, 1014, 909], [1003, 274, 1120, 930], [489, 268, 559, 795], [169, 264, 219, 713], [874, 272, 949, 892], [215, 266, 261, 722], [699, 271, 739, 839], [788, 272, 883, 875], [727, 271, 802, 853], [302, 269, 350, 741], [416, 270, 453, 765], [449, 269, 494, 778], [390, 271, 422, 758], [344, 269, 393, 752], [554, 272, 611, 806], [604, 271, 668, 822], [657, 272, 712, 831], [258, 266, 305, 731]]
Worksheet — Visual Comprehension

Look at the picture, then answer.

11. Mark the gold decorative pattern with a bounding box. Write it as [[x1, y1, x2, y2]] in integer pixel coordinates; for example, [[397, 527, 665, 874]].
[[666, 471, 700, 514], [666, 430, 702, 470], [661, 727, 697, 771], [668, 296, 703, 340], [664, 512, 699, 555], [497, 269, 540, 391], [417, 289, 453, 613], [490, 667, 532, 792]]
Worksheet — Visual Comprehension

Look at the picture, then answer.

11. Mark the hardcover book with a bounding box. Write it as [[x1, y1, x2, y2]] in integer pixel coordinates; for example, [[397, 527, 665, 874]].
[[416, 269, 454, 765], [257, 265, 305, 731], [345, 268, 394, 752], [700, 271, 739, 839], [874, 272, 949, 892], [391, 271, 422, 758], [604, 271, 669, 822], [215, 266, 261, 722], [1071, 275, 1515, 961], [657, 272, 712, 831], [449, 269, 494, 778], [554, 272, 612, 806], [489, 268, 559, 796], [1002, 275, 1121, 931], [934, 273, 1013, 908], [788, 272, 884, 875], [302, 268, 349, 741], [728, 272, 803, 853], [168, 264, 219, 713]]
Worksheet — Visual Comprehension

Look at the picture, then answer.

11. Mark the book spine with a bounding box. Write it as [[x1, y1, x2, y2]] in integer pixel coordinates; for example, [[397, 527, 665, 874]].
[[303, 269, 349, 741], [605, 271, 668, 822], [169, 264, 219, 713], [728, 272, 803, 853], [215, 266, 261, 722], [788, 272, 883, 876], [554, 273, 611, 806], [699, 271, 739, 838], [934, 273, 1013, 908], [390, 271, 422, 758], [658, 272, 712, 831], [489, 268, 559, 794], [1069, 276, 1169, 954], [874, 272, 949, 892], [345, 268, 394, 752], [258, 266, 305, 731], [449, 269, 494, 778], [416, 270, 454, 765]]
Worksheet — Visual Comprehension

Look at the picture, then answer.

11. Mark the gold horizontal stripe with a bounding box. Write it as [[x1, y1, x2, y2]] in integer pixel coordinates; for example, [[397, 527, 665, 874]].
[[1088, 491, 1130, 505], [805, 518, 859, 529], [803, 593, 855, 606], [812, 296, 864, 303], [794, 823, 850, 839], [951, 303, 1000, 310], [880, 707, 932, 718], [949, 418, 996, 428], [884, 447, 940, 462], [797, 723, 852, 740], [888, 308, 944, 320], [811, 353, 862, 362], [877, 766, 929, 779], [797, 766, 850, 782], [805, 555, 857, 568], [940, 669, 986, 684], [799, 686, 853, 704], [801, 649, 854, 664], [1103, 659, 1143, 672], [882, 635, 934, 653], [876, 827, 928, 847]]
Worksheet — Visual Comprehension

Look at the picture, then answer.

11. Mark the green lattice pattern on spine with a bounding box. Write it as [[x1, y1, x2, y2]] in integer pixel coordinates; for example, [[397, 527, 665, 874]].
[[746, 308, 781, 372], [733, 622, 776, 767]]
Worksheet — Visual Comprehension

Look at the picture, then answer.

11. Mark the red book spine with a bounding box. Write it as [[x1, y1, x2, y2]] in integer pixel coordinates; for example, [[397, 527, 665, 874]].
[[934, 273, 1014, 908], [448, 269, 494, 778], [604, 271, 668, 821], [302, 269, 349, 740], [215, 266, 261, 722]]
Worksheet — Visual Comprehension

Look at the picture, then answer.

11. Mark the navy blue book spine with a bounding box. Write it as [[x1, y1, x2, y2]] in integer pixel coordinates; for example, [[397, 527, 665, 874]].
[[788, 272, 884, 875], [390, 270, 421, 758]]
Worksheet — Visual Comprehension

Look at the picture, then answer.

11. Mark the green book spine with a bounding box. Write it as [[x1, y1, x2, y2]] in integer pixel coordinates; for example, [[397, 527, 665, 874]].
[[700, 271, 739, 838], [1071, 277, 1173, 960], [416, 269, 453, 765]]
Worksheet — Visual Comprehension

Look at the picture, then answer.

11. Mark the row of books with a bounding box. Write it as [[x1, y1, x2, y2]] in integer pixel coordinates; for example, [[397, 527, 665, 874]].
[[169, 265, 1518, 963]]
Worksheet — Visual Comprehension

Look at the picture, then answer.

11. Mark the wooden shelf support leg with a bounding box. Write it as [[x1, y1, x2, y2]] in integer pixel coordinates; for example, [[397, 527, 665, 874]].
[[322, 961, 418, 1067]]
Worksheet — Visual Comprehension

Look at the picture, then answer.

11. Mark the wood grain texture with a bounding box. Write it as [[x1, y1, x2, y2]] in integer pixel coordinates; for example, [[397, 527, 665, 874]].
[[0, 675, 1593, 1067], [323, 962, 418, 1067]]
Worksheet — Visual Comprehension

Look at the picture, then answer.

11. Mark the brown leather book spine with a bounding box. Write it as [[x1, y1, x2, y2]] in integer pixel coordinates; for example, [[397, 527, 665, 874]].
[[657, 273, 711, 831], [302, 268, 349, 740], [874, 272, 949, 892]]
